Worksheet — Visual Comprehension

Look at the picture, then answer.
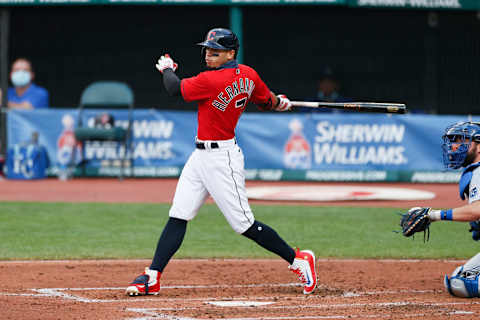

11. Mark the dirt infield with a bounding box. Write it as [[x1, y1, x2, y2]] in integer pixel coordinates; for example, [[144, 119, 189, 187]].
[[0, 178, 465, 208], [1, 259, 479, 320], [0, 178, 475, 319]]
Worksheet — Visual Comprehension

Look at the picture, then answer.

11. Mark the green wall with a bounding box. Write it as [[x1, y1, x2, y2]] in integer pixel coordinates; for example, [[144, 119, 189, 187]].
[[7, 6, 480, 114]]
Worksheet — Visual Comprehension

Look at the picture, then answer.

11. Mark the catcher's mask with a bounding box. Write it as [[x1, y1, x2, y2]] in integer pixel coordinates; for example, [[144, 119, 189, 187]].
[[442, 121, 480, 169], [197, 28, 239, 63]]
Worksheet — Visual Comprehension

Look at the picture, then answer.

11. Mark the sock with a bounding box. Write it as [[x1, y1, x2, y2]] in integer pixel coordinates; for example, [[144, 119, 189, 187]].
[[242, 220, 296, 264], [150, 217, 187, 272]]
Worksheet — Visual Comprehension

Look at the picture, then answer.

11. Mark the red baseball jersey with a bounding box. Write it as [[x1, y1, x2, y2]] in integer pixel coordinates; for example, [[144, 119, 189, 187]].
[[181, 63, 271, 140]]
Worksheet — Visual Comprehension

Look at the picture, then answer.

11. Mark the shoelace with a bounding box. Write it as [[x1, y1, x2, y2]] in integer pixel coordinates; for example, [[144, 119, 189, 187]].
[[289, 266, 307, 284]]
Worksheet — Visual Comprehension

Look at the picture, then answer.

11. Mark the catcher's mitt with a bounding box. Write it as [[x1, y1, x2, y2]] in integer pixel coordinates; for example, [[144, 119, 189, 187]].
[[400, 207, 432, 241]]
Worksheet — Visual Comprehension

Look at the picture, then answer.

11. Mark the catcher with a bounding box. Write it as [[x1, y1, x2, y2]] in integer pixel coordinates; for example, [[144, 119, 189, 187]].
[[400, 121, 480, 298]]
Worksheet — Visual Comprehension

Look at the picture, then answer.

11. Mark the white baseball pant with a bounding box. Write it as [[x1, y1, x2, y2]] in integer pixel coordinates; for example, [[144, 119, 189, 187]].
[[169, 138, 255, 234]]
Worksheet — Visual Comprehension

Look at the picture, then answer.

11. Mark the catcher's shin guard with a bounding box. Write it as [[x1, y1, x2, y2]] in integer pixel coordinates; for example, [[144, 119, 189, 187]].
[[126, 267, 161, 296], [289, 249, 317, 294], [444, 265, 480, 298]]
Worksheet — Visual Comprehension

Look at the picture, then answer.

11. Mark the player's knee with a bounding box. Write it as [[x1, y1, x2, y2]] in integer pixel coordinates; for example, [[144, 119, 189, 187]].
[[242, 220, 260, 239], [444, 264, 480, 298], [242, 220, 272, 240], [168, 206, 194, 221]]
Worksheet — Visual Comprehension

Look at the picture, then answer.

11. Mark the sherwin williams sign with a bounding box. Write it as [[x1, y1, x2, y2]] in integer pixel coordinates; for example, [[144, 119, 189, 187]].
[[1, 0, 477, 9], [350, 0, 478, 9], [312, 121, 407, 166], [6, 109, 478, 181], [0, 0, 345, 5]]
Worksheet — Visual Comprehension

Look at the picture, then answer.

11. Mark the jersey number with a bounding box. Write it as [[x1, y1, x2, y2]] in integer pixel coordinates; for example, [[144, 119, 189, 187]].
[[235, 97, 247, 109]]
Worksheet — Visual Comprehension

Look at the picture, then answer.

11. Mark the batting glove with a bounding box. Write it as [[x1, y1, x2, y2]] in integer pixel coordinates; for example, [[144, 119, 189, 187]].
[[275, 94, 292, 112], [155, 54, 178, 73]]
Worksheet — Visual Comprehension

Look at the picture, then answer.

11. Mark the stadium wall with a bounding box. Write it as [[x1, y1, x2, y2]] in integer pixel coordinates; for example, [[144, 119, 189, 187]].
[[6, 6, 480, 115]]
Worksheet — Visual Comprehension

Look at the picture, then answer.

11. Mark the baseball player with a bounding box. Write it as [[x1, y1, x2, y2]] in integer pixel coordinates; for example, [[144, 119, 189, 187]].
[[400, 121, 480, 297], [126, 28, 317, 296]]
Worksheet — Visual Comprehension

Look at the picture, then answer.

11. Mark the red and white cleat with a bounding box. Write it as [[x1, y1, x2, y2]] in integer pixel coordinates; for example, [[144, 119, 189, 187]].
[[288, 249, 317, 294], [126, 267, 161, 296]]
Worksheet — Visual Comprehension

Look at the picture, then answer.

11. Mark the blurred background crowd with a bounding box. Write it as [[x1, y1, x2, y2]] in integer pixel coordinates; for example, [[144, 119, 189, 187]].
[[0, 3, 479, 178]]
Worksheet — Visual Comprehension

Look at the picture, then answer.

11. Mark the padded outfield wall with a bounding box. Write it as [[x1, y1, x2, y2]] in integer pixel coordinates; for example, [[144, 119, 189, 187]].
[[5, 109, 478, 182]]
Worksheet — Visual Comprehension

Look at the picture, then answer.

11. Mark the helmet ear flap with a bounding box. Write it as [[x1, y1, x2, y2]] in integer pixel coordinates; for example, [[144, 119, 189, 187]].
[[473, 133, 480, 143]]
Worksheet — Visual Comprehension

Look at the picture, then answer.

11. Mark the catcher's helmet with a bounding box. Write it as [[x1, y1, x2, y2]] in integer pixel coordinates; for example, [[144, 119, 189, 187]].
[[197, 28, 239, 57], [442, 121, 480, 169]]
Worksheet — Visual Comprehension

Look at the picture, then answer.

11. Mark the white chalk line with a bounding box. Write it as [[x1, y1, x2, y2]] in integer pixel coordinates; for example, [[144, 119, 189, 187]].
[[124, 307, 475, 320], [129, 300, 480, 311], [0, 284, 440, 304]]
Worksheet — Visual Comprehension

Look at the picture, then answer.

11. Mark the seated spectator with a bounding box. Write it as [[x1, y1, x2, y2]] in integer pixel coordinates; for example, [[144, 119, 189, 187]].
[[297, 66, 353, 113], [7, 58, 49, 109]]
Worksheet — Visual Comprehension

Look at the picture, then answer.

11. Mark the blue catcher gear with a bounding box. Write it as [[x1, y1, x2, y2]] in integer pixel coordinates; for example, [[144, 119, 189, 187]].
[[444, 253, 480, 298], [197, 28, 240, 59], [442, 121, 480, 170], [470, 221, 480, 241]]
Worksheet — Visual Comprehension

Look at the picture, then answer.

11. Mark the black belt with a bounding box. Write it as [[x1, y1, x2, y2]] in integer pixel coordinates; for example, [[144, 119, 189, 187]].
[[196, 142, 219, 149]]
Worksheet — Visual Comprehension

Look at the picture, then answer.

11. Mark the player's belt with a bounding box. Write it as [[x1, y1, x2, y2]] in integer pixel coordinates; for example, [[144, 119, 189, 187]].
[[195, 142, 219, 149], [195, 138, 236, 150]]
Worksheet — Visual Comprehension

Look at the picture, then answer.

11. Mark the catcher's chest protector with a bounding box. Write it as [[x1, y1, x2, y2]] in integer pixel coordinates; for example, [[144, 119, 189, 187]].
[[459, 163, 480, 200]]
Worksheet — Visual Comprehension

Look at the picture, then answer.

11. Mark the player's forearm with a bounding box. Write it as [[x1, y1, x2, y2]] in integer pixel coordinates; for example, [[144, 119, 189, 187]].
[[162, 69, 181, 96], [429, 201, 480, 222], [257, 92, 279, 111], [270, 92, 279, 107], [451, 201, 480, 221]]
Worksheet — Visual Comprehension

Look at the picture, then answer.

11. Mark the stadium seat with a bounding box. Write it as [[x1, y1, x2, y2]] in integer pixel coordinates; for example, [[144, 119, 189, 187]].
[[74, 81, 134, 180]]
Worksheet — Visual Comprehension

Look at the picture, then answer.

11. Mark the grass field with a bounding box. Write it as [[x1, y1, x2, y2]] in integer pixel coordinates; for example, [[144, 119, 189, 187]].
[[0, 202, 476, 260]]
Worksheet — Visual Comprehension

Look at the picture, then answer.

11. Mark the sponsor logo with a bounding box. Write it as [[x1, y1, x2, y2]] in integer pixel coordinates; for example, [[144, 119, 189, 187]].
[[357, 0, 461, 9], [471, 187, 478, 199], [313, 121, 407, 165], [283, 119, 312, 169], [305, 272, 312, 286]]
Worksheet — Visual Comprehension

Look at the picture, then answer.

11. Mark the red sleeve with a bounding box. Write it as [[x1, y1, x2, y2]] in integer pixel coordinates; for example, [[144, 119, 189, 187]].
[[249, 71, 271, 105], [180, 72, 211, 102]]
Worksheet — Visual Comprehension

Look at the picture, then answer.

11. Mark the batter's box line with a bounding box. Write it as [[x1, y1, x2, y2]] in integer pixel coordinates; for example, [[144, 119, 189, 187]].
[[124, 307, 476, 320], [0, 283, 300, 304], [0, 285, 449, 304], [129, 300, 480, 311]]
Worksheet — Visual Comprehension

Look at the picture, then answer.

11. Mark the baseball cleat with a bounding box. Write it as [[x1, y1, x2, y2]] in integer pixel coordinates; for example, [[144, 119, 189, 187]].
[[289, 248, 317, 294], [126, 267, 161, 296]]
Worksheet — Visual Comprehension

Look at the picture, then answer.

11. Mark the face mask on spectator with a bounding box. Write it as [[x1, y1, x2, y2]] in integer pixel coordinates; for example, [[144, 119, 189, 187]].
[[11, 70, 32, 87]]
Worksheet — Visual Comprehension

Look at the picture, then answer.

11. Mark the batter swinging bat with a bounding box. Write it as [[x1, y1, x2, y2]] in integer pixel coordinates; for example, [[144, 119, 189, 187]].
[[290, 101, 407, 114]]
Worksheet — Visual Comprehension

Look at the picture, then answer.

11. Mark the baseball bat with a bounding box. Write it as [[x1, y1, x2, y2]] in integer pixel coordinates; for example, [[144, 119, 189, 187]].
[[290, 101, 407, 114]]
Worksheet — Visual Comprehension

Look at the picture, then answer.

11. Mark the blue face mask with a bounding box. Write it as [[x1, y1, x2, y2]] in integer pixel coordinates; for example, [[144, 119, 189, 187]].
[[11, 70, 32, 87]]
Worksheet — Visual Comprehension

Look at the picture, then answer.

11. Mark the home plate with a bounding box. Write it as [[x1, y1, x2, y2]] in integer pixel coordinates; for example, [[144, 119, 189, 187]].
[[246, 185, 436, 201], [206, 301, 275, 307]]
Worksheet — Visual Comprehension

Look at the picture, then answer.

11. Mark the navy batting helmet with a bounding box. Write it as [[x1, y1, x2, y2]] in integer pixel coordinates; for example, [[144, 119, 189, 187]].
[[197, 28, 239, 56], [442, 121, 480, 169]]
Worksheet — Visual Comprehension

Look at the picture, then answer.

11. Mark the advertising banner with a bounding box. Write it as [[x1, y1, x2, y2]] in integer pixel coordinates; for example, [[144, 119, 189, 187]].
[[6, 109, 197, 177], [0, 0, 346, 5], [6, 109, 478, 181], [235, 113, 476, 181], [348, 0, 478, 10], [1, 0, 477, 9]]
